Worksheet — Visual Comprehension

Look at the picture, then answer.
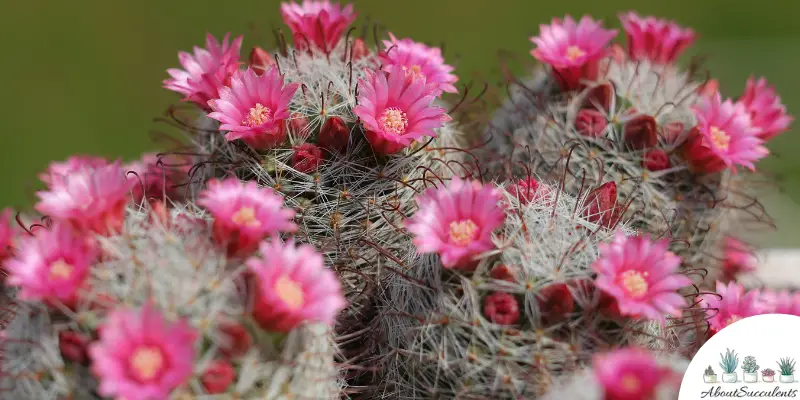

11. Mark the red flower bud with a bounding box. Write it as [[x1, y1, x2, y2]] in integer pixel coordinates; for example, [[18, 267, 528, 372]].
[[537, 283, 574, 324], [697, 79, 719, 98], [218, 322, 252, 358], [59, 330, 91, 364], [201, 359, 236, 394], [582, 181, 620, 228], [249, 47, 275, 75], [576, 109, 608, 137], [623, 115, 658, 150], [489, 264, 517, 282], [582, 83, 614, 112], [288, 112, 311, 140], [350, 38, 370, 61], [643, 149, 670, 171], [483, 292, 520, 325], [660, 121, 684, 144], [317, 117, 350, 152], [292, 143, 324, 173]]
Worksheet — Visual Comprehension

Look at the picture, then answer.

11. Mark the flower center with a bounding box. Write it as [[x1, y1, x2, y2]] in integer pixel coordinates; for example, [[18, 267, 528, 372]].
[[619, 270, 649, 299], [620, 373, 641, 393], [48, 259, 74, 281], [243, 103, 273, 127], [448, 219, 479, 247], [275, 275, 304, 309], [379, 107, 409, 135], [709, 126, 730, 151], [129, 346, 164, 381], [231, 207, 261, 228], [724, 314, 743, 327], [565, 45, 586, 62], [403, 64, 425, 82]]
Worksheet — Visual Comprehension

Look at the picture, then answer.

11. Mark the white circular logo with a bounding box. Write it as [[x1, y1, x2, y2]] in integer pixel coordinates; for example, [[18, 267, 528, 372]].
[[680, 314, 800, 399]]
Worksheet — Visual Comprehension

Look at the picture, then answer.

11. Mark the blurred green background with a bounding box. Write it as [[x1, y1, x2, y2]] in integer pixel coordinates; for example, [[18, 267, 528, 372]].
[[3, 0, 800, 245]]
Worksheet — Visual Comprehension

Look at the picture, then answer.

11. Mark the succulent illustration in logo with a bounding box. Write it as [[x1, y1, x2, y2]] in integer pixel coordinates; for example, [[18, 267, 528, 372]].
[[719, 348, 740, 383], [704, 365, 718, 383], [778, 357, 796, 383], [742, 356, 759, 383]]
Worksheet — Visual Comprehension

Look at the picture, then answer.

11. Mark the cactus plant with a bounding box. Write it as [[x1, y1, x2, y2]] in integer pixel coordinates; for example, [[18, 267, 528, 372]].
[[719, 348, 739, 374], [743, 355, 759, 374], [778, 358, 796, 376], [378, 175, 698, 398]]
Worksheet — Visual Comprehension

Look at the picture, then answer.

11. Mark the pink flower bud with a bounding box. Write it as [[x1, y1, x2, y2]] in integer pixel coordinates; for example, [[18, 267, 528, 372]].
[[576, 109, 608, 137], [697, 79, 719, 98], [643, 149, 670, 171], [249, 47, 275, 75], [483, 292, 520, 325], [583, 83, 614, 112], [201, 359, 236, 394], [59, 330, 91, 364], [610, 43, 627, 64], [317, 117, 350, 152], [537, 283, 574, 324], [489, 264, 517, 283], [623, 115, 658, 150], [218, 322, 252, 358], [351, 38, 370, 61], [292, 143, 324, 173], [660, 121, 684, 144], [288, 112, 311, 139]]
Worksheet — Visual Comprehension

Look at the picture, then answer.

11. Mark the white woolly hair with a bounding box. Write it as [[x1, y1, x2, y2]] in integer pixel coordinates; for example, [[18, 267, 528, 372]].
[[377, 178, 695, 399], [0, 202, 343, 400]]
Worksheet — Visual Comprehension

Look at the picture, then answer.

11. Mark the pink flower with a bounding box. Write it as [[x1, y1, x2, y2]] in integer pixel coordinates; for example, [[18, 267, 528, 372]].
[[164, 33, 243, 109], [530, 15, 618, 90], [5, 222, 97, 304], [208, 67, 299, 149], [507, 177, 553, 206], [762, 289, 800, 316], [0, 208, 17, 266], [483, 292, 520, 325], [292, 143, 324, 173], [35, 161, 135, 235], [280, 0, 356, 53], [39, 155, 109, 188], [698, 281, 767, 332], [353, 68, 450, 154], [406, 177, 506, 269], [124, 153, 189, 203], [593, 348, 666, 400], [247, 238, 346, 332], [684, 94, 768, 173], [380, 33, 459, 94], [721, 237, 757, 281], [198, 178, 296, 257], [592, 231, 691, 324], [88, 305, 198, 399], [737, 76, 793, 141], [618, 12, 696, 64]]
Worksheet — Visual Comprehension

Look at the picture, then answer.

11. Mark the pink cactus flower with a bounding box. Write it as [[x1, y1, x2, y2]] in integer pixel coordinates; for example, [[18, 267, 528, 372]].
[[39, 155, 109, 188], [483, 292, 520, 325], [737, 76, 793, 141], [207, 67, 299, 150], [684, 93, 768, 173], [530, 15, 618, 90], [353, 68, 450, 154], [698, 281, 767, 332], [406, 177, 506, 269], [5, 222, 97, 304], [618, 12, 696, 64], [292, 143, 324, 173], [380, 33, 459, 94], [593, 348, 667, 400], [124, 153, 189, 204], [247, 238, 346, 332], [762, 289, 800, 316], [198, 178, 296, 258], [721, 237, 758, 282], [164, 33, 243, 109], [0, 208, 17, 266], [280, 0, 356, 53], [592, 231, 691, 324], [507, 177, 553, 206], [35, 161, 135, 235], [88, 305, 198, 399]]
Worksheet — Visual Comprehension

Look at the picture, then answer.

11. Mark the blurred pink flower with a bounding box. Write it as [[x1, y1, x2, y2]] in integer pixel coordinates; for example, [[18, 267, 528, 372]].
[[592, 231, 691, 324], [164, 33, 243, 109], [737, 76, 793, 141], [124, 153, 190, 204], [35, 161, 135, 235], [198, 178, 296, 257], [291, 143, 324, 173], [247, 238, 346, 332], [594, 348, 667, 400], [89, 305, 198, 399], [698, 281, 768, 332], [0, 208, 18, 270], [208, 67, 299, 149], [762, 289, 800, 316], [684, 93, 768, 173], [530, 15, 617, 90], [280, 0, 356, 53], [406, 177, 505, 269], [354, 68, 449, 154], [619, 12, 696, 64], [721, 236, 758, 282], [380, 33, 459, 94], [40, 155, 109, 188]]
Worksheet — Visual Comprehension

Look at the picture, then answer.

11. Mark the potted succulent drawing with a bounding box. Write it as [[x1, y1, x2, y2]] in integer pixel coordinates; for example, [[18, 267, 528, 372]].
[[720, 348, 740, 383], [762, 368, 776, 383], [704, 366, 718, 383], [779, 358, 796, 383], [743, 356, 760, 383]]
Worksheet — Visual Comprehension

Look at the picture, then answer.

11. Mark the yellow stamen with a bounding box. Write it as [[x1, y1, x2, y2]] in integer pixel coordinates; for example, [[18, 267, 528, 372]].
[[620, 270, 648, 299], [130, 346, 164, 381], [275, 275, 304, 309], [379, 108, 409, 135], [448, 219, 479, 246], [231, 207, 262, 228], [243, 103, 273, 127]]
